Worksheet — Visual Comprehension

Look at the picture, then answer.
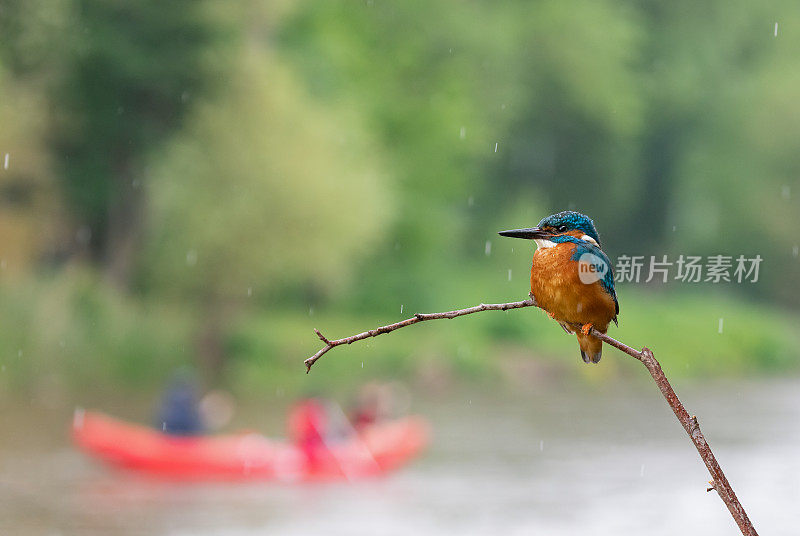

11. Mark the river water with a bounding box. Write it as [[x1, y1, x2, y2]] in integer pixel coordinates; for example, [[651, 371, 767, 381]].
[[1, 377, 797, 535]]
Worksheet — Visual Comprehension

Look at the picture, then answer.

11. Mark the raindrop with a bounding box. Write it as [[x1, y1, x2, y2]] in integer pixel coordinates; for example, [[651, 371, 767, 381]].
[[17, 349, 22, 358], [400, 304, 404, 314], [468, 196, 474, 207], [162, 422, 167, 431], [309, 306, 314, 316], [672, 225, 677, 232], [640, 464, 645, 477], [539, 440, 544, 451], [247, 287, 253, 297], [508, 269, 512, 281], [774, 22, 779, 37], [494, 142, 499, 153], [186, 250, 197, 266], [361, 362, 364, 368], [485, 240, 492, 256], [781, 185, 791, 199], [793, 245, 799, 258], [718, 318, 724, 334], [3, 153, 8, 170], [468, 399, 472, 405], [459, 127, 466, 140]]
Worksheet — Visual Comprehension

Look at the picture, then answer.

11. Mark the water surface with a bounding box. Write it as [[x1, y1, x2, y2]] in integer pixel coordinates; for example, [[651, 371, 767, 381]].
[[1, 378, 797, 535]]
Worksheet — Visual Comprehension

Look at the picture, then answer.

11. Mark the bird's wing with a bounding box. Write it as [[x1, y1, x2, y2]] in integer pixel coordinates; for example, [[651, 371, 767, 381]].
[[595, 248, 619, 319], [567, 238, 619, 319]]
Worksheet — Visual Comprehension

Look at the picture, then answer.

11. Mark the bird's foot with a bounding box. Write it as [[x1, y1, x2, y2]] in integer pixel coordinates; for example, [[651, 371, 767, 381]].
[[581, 323, 594, 335]]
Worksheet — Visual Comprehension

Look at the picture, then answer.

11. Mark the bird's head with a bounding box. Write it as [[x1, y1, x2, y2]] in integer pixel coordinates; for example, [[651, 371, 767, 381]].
[[498, 210, 602, 248]]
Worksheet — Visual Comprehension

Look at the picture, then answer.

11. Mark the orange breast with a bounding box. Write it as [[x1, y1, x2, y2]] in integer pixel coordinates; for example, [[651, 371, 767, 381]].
[[530, 243, 616, 331]]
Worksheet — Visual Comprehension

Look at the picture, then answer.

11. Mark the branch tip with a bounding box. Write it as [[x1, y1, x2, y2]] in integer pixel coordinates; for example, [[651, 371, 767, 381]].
[[314, 328, 330, 345]]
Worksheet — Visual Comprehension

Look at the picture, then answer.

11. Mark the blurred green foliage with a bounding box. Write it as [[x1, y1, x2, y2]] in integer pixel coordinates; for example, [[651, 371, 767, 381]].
[[0, 270, 194, 400], [0, 0, 799, 396], [146, 47, 392, 303], [56, 0, 232, 256]]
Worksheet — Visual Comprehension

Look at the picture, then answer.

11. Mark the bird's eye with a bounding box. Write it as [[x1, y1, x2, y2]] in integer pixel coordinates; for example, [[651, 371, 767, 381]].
[[557, 225, 567, 232]]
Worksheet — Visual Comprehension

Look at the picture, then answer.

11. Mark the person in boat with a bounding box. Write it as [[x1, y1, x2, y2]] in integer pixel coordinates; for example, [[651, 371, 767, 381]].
[[156, 373, 206, 436], [349, 382, 393, 431], [287, 396, 329, 468]]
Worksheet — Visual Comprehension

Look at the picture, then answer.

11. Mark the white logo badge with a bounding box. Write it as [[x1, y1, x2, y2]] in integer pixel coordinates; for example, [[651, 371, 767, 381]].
[[578, 252, 609, 285]]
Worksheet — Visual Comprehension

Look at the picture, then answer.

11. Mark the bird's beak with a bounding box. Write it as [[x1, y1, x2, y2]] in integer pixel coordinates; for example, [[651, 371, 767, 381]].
[[497, 227, 553, 240]]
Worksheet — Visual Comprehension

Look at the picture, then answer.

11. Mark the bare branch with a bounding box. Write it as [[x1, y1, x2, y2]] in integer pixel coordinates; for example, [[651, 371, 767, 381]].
[[588, 338, 758, 535], [302, 295, 758, 535], [304, 296, 537, 372]]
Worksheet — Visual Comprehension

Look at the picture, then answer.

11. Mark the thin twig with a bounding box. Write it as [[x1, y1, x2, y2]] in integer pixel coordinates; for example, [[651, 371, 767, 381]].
[[303, 295, 758, 535], [304, 297, 536, 372]]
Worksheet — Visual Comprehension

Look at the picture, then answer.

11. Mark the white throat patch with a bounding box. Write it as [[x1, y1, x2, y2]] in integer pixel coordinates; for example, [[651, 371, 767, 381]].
[[534, 239, 557, 249], [580, 234, 599, 246]]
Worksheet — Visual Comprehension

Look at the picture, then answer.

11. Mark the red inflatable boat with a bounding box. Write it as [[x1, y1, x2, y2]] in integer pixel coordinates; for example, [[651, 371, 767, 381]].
[[72, 410, 428, 481]]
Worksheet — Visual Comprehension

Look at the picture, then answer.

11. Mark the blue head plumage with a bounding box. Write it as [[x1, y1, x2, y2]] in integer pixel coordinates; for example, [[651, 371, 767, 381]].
[[537, 211, 601, 247]]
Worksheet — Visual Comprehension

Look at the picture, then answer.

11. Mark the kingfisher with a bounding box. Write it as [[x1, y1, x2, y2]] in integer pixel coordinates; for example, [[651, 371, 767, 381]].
[[499, 211, 618, 364]]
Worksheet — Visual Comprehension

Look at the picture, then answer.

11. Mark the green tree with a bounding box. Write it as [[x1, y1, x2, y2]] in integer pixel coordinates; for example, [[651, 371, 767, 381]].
[[0, 0, 73, 269], [278, 1, 531, 310], [53, 0, 233, 288], [145, 48, 394, 379], [488, 0, 643, 249], [665, 0, 800, 305]]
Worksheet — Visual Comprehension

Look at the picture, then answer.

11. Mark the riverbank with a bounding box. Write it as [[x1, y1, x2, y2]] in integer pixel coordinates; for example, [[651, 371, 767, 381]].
[[1, 272, 798, 401]]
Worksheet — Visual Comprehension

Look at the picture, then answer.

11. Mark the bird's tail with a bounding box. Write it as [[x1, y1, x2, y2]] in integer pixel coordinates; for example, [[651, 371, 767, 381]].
[[577, 331, 603, 364]]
